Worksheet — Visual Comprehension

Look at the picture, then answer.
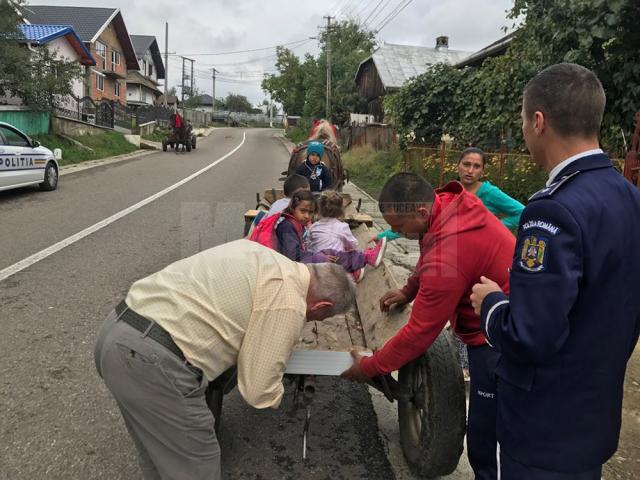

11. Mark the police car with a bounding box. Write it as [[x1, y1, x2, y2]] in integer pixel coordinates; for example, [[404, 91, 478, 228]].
[[0, 121, 58, 193]]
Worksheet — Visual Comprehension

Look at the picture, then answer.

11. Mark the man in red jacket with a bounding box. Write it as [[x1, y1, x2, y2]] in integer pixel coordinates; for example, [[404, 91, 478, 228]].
[[342, 172, 515, 479]]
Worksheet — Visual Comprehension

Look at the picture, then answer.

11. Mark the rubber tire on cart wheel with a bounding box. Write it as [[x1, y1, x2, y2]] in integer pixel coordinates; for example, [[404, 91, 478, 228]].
[[397, 329, 466, 478], [186, 142, 191, 152], [162, 140, 167, 152], [39, 161, 58, 191], [191, 136, 197, 149]]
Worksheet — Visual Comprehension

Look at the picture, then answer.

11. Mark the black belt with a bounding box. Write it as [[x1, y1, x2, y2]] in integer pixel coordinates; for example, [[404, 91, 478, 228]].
[[116, 300, 185, 362]]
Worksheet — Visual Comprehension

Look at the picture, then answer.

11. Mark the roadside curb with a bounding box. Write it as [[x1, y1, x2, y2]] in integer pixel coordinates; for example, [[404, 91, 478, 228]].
[[60, 150, 156, 177], [274, 132, 295, 154], [59, 128, 219, 177]]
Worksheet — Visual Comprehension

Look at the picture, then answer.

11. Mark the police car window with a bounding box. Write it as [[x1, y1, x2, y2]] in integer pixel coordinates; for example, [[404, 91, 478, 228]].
[[0, 126, 30, 147]]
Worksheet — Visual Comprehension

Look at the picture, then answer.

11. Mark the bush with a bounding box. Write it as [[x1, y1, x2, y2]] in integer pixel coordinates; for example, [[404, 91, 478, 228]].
[[142, 128, 169, 143], [285, 118, 312, 145]]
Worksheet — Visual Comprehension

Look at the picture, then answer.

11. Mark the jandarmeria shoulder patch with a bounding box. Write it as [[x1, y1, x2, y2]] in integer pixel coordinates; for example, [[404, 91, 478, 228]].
[[519, 235, 548, 273]]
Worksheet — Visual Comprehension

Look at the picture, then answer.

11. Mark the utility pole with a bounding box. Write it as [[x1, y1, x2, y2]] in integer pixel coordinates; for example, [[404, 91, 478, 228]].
[[263, 72, 273, 128], [211, 68, 217, 115], [190, 60, 194, 98], [323, 15, 334, 120], [180, 56, 195, 104], [181, 56, 186, 104], [164, 22, 168, 106]]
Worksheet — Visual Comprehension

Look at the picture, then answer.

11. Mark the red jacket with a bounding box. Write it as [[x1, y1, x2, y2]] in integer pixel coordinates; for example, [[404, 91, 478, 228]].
[[360, 181, 515, 377]]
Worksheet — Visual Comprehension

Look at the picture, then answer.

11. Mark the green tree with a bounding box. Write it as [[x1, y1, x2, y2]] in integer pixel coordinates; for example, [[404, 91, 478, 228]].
[[225, 93, 253, 113], [1, 1, 82, 111], [183, 87, 203, 108], [262, 46, 305, 115], [262, 21, 375, 123]]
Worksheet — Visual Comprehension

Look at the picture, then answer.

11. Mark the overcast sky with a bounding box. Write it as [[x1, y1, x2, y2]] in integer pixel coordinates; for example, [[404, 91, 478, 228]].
[[27, 0, 515, 105]]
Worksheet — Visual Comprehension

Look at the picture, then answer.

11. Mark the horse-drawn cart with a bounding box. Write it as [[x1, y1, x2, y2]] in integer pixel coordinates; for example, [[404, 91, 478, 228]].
[[162, 113, 197, 153], [217, 187, 467, 478]]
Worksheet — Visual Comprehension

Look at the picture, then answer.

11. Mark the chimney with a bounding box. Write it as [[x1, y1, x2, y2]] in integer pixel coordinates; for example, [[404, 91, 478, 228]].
[[435, 36, 449, 52]]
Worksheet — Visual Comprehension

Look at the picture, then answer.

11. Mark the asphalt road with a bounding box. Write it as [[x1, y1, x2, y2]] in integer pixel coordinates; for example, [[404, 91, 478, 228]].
[[0, 128, 394, 479]]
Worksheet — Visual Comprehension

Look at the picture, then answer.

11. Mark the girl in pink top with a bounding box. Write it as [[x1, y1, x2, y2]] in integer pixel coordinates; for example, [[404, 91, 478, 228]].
[[309, 191, 387, 281]]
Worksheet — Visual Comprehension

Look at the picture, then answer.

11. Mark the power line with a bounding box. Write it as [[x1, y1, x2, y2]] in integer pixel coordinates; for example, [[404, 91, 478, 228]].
[[168, 38, 309, 57], [366, 0, 394, 28], [362, 0, 387, 26], [352, 0, 378, 23], [374, 0, 415, 32], [193, 39, 314, 67], [372, 0, 407, 30]]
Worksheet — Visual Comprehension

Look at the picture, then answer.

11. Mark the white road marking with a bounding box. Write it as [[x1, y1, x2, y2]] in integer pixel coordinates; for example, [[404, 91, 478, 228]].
[[0, 132, 246, 283]]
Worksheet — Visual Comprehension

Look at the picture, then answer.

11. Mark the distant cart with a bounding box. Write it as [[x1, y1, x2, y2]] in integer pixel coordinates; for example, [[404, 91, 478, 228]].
[[210, 189, 467, 478], [162, 114, 196, 152]]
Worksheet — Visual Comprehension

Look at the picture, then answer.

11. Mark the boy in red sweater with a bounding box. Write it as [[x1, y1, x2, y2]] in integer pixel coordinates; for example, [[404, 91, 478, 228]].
[[342, 172, 515, 479]]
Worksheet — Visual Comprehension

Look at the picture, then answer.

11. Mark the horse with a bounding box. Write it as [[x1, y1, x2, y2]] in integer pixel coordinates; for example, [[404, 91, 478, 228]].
[[286, 119, 344, 190]]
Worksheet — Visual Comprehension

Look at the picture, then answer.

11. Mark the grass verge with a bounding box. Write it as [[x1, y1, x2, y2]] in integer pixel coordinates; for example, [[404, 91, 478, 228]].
[[32, 132, 139, 166], [342, 146, 402, 198], [142, 128, 169, 143]]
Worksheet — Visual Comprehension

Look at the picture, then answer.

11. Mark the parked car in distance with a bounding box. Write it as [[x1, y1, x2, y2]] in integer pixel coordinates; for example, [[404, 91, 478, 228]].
[[0, 121, 59, 193]]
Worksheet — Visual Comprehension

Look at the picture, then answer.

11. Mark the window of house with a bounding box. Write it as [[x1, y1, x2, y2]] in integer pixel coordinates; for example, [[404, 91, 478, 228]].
[[95, 41, 107, 58], [111, 50, 121, 68], [96, 73, 104, 91], [148, 63, 153, 77], [115, 81, 121, 97], [95, 41, 107, 70]]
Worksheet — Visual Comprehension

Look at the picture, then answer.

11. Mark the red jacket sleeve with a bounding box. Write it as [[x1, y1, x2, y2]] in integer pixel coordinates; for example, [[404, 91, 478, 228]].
[[361, 253, 470, 377], [401, 268, 420, 302]]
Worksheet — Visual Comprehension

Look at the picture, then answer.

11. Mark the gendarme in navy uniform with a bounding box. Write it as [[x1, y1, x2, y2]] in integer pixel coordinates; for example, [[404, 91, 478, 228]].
[[481, 149, 640, 476], [472, 63, 640, 479]]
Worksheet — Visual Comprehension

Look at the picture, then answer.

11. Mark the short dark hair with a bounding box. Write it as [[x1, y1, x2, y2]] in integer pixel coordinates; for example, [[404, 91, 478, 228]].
[[286, 190, 316, 213], [523, 63, 605, 139], [318, 191, 344, 218], [459, 147, 487, 167], [283, 174, 310, 197], [378, 172, 435, 214]]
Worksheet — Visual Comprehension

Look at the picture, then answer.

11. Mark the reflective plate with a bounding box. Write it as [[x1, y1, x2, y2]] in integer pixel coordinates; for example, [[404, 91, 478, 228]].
[[285, 350, 373, 376]]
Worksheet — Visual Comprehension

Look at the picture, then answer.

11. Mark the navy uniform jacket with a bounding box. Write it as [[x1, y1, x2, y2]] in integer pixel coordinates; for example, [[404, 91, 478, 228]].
[[480, 153, 640, 472]]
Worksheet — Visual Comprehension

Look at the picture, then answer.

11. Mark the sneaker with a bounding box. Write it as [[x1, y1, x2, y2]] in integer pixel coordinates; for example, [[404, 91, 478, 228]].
[[351, 268, 365, 283], [364, 237, 388, 268]]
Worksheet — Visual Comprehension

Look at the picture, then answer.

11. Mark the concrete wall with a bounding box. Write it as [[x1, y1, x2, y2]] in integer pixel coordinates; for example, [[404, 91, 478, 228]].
[[135, 121, 156, 136], [52, 115, 113, 136]]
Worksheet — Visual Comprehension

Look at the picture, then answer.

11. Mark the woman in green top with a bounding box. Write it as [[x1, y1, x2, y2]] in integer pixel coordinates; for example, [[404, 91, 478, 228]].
[[457, 147, 524, 230], [375, 147, 524, 241]]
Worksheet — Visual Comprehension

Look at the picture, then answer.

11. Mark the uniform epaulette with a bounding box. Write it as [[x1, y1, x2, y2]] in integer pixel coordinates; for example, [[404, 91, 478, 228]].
[[528, 171, 581, 202]]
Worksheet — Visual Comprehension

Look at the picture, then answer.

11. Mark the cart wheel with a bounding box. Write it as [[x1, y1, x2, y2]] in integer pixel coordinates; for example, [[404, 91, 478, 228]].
[[397, 329, 466, 478], [205, 383, 224, 436], [162, 140, 167, 152], [191, 136, 197, 149], [186, 142, 192, 152]]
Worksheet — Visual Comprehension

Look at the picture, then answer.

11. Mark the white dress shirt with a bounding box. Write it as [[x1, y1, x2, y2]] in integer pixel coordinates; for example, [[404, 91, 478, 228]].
[[546, 148, 603, 186]]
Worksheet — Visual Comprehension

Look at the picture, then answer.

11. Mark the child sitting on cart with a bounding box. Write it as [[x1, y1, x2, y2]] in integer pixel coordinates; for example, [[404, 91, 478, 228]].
[[295, 141, 332, 192], [250, 190, 386, 282]]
